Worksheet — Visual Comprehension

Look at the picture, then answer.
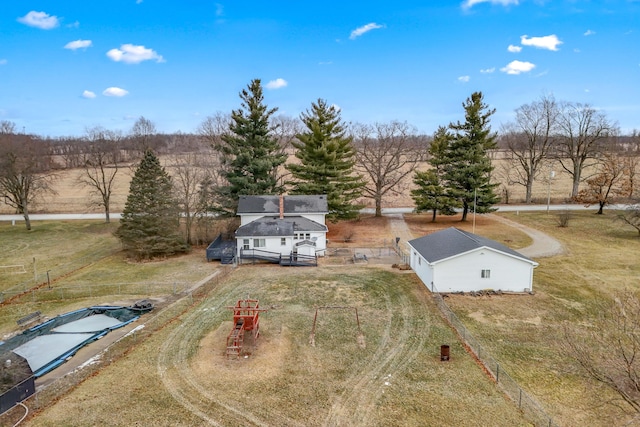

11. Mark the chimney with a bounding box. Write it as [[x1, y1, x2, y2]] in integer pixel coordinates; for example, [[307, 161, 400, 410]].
[[279, 194, 284, 219]]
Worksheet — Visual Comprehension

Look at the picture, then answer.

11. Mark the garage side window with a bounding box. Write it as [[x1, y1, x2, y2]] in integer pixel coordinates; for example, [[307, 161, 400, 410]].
[[481, 269, 491, 279]]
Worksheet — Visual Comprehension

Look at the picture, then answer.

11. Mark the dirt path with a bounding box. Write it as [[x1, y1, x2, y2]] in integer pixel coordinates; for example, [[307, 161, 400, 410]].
[[488, 214, 565, 258], [389, 212, 564, 259], [387, 213, 415, 255]]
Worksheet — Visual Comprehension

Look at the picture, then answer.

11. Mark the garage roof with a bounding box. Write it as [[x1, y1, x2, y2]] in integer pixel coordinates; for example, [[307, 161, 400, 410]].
[[408, 227, 536, 264]]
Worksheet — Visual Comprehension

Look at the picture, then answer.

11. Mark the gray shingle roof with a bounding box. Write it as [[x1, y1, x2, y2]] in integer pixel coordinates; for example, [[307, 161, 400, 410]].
[[235, 216, 328, 237], [407, 227, 536, 264], [237, 195, 328, 214]]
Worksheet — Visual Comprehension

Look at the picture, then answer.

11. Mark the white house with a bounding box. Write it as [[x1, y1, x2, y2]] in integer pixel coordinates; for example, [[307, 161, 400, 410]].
[[407, 227, 538, 293], [235, 195, 328, 261]]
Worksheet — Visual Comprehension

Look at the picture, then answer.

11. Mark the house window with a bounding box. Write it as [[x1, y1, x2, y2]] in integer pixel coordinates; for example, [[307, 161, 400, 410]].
[[281, 237, 286, 246], [305, 233, 311, 240], [243, 239, 249, 250], [418, 257, 421, 265], [294, 233, 299, 240], [481, 269, 491, 279], [253, 238, 265, 248]]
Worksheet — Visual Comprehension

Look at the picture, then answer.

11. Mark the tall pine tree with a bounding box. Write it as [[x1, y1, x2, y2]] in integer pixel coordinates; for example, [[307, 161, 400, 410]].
[[443, 92, 499, 221], [287, 99, 364, 221], [411, 126, 458, 221], [215, 79, 286, 214], [115, 150, 188, 259]]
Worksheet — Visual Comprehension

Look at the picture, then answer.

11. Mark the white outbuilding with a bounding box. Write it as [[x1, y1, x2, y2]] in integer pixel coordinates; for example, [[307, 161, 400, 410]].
[[407, 227, 538, 293]]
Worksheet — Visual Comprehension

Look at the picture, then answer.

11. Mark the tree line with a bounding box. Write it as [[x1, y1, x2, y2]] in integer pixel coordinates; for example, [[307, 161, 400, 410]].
[[2, 82, 640, 255]]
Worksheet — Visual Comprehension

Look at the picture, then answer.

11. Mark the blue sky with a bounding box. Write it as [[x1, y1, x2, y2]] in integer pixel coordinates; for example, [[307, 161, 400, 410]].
[[2, 0, 639, 137]]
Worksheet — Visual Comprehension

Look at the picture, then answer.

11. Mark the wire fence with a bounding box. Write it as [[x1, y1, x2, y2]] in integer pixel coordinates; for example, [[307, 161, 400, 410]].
[[0, 281, 189, 304], [0, 245, 120, 297], [0, 267, 235, 424], [432, 292, 559, 427], [393, 245, 558, 426]]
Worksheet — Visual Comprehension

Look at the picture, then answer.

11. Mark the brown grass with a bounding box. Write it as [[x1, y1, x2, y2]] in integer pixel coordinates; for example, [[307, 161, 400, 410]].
[[0, 156, 594, 215], [23, 266, 529, 426]]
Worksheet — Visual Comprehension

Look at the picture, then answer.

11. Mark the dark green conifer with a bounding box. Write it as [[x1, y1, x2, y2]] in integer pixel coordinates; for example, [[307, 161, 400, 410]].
[[287, 99, 364, 221], [412, 126, 458, 221], [443, 92, 499, 221], [115, 150, 188, 259], [215, 79, 286, 214]]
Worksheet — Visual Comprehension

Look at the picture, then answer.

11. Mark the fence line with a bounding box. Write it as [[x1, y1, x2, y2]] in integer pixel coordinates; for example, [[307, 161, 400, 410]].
[[432, 291, 559, 427], [1, 246, 120, 297], [392, 242, 557, 426], [0, 282, 189, 304], [0, 266, 235, 423]]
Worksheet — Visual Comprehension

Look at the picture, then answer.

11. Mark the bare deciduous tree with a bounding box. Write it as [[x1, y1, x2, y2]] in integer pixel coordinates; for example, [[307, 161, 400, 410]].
[[501, 95, 559, 203], [573, 152, 630, 214], [78, 127, 123, 223], [0, 129, 55, 230], [167, 152, 210, 245], [618, 203, 640, 235], [130, 116, 157, 154], [564, 291, 640, 419], [352, 121, 428, 217], [554, 102, 617, 198]]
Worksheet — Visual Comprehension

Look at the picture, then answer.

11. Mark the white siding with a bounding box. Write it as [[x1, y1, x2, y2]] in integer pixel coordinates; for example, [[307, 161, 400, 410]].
[[236, 236, 293, 257], [432, 249, 534, 293], [239, 214, 264, 226], [409, 249, 434, 292], [286, 213, 326, 224]]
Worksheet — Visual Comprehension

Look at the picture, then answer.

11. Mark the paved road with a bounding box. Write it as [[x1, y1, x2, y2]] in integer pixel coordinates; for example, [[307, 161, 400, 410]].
[[0, 203, 617, 223]]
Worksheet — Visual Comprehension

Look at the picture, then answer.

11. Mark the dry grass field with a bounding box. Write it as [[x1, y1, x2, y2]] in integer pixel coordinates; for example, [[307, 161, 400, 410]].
[[2, 155, 639, 425], [21, 266, 530, 427], [0, 156, 585, 216]]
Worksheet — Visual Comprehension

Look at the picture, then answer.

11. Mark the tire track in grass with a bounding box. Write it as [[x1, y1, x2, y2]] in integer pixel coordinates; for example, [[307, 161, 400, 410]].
[[323, 284, 429, 426], [157, 293, 267, 426], [157, 284, 306, 427]]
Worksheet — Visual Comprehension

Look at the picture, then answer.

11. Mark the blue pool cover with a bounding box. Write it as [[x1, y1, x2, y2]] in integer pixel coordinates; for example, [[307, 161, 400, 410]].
[[0, 306, 142, 377]]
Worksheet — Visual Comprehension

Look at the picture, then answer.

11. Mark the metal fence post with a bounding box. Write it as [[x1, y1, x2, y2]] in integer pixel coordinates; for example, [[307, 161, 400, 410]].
[[519, 389, 522, 408]]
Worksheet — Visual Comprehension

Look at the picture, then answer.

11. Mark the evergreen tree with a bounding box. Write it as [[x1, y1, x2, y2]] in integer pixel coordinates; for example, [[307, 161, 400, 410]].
[[287, 99, 364, 221], [115, 150, 188, 259], [443, 92, 499, 221], [411, 126, 458, 221], [215, 79, 286, 214]]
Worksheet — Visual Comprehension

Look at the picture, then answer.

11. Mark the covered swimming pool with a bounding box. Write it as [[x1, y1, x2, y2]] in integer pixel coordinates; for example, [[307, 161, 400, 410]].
[[0, 305, 149, 377]]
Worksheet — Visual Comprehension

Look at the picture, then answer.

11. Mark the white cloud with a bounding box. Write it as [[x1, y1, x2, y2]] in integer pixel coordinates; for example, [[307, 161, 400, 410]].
[[17, 11, 60, 30], [65, 40, 92, 50], [67, 21, 80, 29], [265, 78, 288, 90], [103, 87, 129, 97], [507, 44, 522, 53], [520, 34, 562, 51], [462, 0, 518, 10], [458, 75, 470, 83], [215, 3, 224, 16], [480, 67, 495, 73], [82, 90, 96, 99], [0, 59, 7, 66], [500, 60, 536, 74], [349, 23, 384, 40], [584, 30, 595, 36], [106, 44, 164, 64]]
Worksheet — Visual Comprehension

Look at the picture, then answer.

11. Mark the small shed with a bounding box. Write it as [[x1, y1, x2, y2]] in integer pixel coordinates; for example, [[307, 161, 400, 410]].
[[407, 227, 538, 293], [295, 239, 317, 257]]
